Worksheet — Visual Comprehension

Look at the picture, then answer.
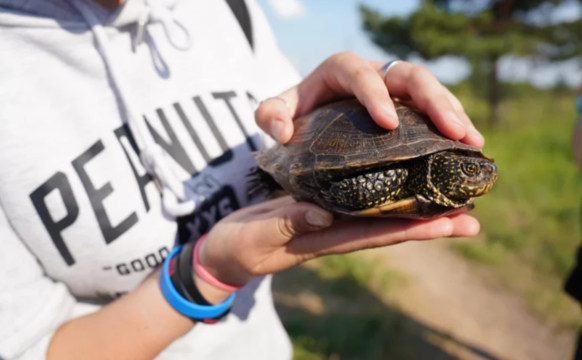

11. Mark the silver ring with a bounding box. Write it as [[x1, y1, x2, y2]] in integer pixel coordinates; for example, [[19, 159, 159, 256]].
[[381, 60, 403, 80]]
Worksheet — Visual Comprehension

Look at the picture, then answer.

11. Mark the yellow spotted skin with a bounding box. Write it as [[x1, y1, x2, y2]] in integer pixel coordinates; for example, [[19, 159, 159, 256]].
[[326, 169, 409, 210], [325, 150, 497, 211], [426, 152, 497, 205]]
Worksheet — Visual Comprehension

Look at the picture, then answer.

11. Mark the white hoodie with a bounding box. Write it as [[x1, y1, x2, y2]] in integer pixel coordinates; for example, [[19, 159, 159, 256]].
[[0, 0, 300, 359]]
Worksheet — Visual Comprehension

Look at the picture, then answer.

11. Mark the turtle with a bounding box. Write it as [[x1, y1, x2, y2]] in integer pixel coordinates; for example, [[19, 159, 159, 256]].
[[248, 99, 498, 219]]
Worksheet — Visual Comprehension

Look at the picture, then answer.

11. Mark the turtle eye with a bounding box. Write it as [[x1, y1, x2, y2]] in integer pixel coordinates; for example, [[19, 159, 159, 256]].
[[462, 162, 480, 176]]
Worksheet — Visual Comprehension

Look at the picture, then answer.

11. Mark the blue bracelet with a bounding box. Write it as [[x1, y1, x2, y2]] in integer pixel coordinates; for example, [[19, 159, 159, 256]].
[[160, 246, 236, 320], [576, 95, 582, 116]]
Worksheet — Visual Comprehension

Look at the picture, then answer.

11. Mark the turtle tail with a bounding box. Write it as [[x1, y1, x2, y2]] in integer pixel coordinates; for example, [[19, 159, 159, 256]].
[[246, 166, 283, 198]]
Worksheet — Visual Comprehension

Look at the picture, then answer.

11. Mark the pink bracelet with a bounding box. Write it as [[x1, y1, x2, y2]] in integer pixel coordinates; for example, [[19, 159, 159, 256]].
[[193, 234, 245, 292]]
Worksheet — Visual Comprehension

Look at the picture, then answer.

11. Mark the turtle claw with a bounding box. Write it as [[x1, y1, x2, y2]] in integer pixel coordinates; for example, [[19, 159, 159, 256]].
[[246, 166, 283, 199], [319, 189, 335, 203]]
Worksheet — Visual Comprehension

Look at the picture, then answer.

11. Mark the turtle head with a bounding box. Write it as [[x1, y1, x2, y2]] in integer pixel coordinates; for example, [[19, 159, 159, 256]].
[[430, 152, 497, 202]]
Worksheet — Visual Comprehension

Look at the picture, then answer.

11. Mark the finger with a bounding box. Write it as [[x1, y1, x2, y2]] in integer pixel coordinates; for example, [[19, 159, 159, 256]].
[[319, 53, 398, 128], [256, 53, 406, 143], [238, 195, 297, 218], [382, 63, 468, 141], [274, 53, 400, 131], [254, 201, 334, 245], [448, 214, 480, 237], [287, 214, 479, 260], [255, 96, 295, 143], [443, 88, 485, 148], [346, 66, 398, 129], [258, 77, 328, 140], [255, 83, 327, 144], [251, 195, 296, 212]]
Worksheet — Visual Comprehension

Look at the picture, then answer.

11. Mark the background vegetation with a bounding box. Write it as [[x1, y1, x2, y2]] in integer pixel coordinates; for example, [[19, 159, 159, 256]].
[[273, 1, 582, 359], [361, 0, 582, 124], [450, 81, 582, 327], [361, 0, 582, 328], [274, 82, 582, 359]]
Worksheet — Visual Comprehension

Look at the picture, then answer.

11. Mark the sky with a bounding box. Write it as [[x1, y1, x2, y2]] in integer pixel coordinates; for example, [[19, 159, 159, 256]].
[[255, 0, 582, 88]]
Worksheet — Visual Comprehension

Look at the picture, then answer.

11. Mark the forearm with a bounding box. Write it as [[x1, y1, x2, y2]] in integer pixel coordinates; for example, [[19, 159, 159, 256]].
[[46, 270, 231, 360]]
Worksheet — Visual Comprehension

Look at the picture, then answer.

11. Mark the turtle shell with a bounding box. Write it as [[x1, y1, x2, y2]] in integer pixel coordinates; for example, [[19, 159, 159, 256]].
[[253, 99, 485, 217]]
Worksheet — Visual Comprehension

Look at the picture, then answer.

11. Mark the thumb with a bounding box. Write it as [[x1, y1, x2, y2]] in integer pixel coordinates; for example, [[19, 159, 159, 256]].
[[263, 202, 334, 243], [255, 96, 295, 144]]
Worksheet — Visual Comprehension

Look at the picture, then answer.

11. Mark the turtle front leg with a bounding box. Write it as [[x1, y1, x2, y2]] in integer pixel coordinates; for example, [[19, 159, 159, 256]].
[[323, 168, 410, 211]]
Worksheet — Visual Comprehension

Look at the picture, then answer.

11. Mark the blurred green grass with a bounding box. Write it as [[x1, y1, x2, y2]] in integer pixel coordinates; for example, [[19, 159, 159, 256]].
[[450, 82, 582, 327], [274, 83, 582, 359], [274, 253, 486, 360]]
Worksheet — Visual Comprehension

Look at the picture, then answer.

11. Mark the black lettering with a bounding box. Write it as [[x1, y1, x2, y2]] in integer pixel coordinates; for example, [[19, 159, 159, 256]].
[[131, 259, 145, 272], [114, 125, 154, 212], [177, 186, 240, 244], [193, 96, 232, 166], [218, 196, 234, 218], [117, 263, 130, 275], [112, 249, 168, 276], [72, 141, 138, 244], [145, 109, 196, 176], [185, 216, 202, 241], [173, 103, 211, 163], [145, 253, 160, 268], [159, 247, 170, 261], [201, 206, 217, 229], [246, 91, 258, 109], [213, 91, 258, 151], [30, 172, 79, 266]]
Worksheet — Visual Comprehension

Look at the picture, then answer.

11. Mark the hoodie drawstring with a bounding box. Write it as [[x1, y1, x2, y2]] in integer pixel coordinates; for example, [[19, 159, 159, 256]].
[[135, 0, 191, 50], [67, 0, 199, 217]]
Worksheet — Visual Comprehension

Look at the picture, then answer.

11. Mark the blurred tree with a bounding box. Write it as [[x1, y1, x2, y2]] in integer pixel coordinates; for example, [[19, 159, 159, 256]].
[[361, 0, 582, 124]]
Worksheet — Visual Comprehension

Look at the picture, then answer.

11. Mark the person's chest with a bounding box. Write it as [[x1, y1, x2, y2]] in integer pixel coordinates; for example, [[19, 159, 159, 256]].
[[0, 1, 272, 299]]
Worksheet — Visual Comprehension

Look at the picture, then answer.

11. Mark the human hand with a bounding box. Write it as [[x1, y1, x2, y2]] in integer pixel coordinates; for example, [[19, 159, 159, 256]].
[[255, 52, 484, 148], [198, 196, 479, 286]]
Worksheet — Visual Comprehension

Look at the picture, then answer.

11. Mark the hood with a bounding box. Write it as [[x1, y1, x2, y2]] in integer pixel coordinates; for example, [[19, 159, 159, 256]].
[[0, 0, 179, 28], [0, 0, 204, 217]]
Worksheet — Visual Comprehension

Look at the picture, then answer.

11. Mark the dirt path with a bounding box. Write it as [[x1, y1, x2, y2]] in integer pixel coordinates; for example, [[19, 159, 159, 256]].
[[373, 239, 576, 360]]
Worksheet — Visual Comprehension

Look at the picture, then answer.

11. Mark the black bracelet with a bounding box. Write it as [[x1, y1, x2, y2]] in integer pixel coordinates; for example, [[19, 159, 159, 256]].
[[163, 246, 234, 323], [169, 248, 195, 302], [177, 241, 211, 306], [169, 241, 231, 322]]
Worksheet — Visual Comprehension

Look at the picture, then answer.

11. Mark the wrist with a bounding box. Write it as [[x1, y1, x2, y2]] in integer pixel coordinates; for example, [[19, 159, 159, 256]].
[[160, 246, 236, 322], [197, 234, 254, 287], [192, 272, 233, 305]]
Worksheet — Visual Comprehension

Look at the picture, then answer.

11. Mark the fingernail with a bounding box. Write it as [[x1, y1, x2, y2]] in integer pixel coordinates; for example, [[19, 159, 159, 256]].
[[383, 104, 399, 125], [472, 130, 485, 147], [270, 120, 286, 142], [470, 126, 485, 142], [305, 210, 332, 228]]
